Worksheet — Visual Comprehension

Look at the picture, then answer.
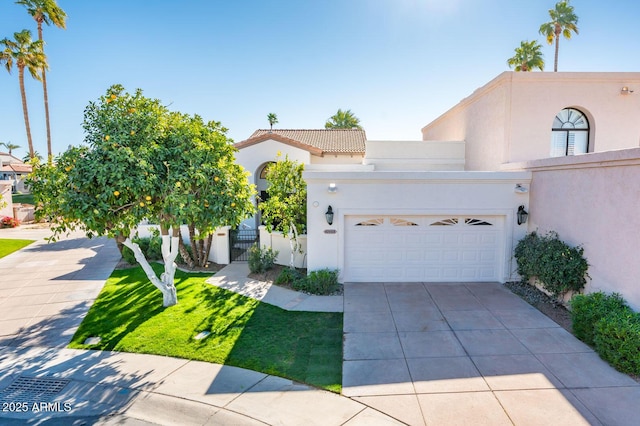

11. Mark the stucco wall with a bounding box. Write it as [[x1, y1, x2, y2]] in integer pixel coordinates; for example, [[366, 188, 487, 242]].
[[523, 148, 640, 311], [235, 139, 311, 179], [421, 74, 510, 171], [259, 226, 307, 269], [235, 138, 361, 229], [422, 72, 640, 171], [304, 170, 531, 283], [364, 140, 465, 171]]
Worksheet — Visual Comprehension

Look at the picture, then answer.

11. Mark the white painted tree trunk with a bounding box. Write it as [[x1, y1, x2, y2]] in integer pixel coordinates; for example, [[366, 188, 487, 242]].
[[122, 234, 179, 307], [287, 221, 300, 269]]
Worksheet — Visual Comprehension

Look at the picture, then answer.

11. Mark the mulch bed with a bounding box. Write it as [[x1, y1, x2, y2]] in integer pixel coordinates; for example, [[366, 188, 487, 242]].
[[505, 281, 573, 332]]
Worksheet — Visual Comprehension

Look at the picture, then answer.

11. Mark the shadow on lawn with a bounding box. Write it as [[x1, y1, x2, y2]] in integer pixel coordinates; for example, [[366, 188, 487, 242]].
[[65, 263, 343, 392]]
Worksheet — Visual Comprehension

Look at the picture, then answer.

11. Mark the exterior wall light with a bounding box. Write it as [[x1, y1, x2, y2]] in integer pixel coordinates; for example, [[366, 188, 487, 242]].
[[517, 205, 528, 225], [621, 86, 634, 95], [325, 206, 334, 225], [328, 183, 337, 193]]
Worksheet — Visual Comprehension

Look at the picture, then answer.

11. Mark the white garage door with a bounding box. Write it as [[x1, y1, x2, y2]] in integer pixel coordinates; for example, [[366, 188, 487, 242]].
[[344, 215, 504, 282]]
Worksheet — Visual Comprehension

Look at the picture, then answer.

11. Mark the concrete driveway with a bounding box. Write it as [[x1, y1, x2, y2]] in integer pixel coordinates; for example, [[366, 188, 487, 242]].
[[343, 281, 640, 425]]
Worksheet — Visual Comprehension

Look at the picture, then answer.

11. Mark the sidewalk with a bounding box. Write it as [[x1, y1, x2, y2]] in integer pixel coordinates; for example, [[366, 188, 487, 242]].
[[206, 262, 343, 312], [0, 226, 400, 425]]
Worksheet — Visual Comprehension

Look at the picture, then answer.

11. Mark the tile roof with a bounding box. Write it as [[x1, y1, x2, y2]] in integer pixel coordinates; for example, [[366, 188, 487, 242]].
[[236, 129, 366, 155], [1, 164, 32, 173]]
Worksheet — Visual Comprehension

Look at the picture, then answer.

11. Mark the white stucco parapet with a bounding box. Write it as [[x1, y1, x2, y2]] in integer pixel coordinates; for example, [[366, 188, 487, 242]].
[[303, 170, 532, 184]]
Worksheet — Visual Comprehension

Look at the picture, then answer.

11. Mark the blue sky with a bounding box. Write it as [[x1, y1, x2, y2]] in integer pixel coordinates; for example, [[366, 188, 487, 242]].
[[1, 0, 639, 159]]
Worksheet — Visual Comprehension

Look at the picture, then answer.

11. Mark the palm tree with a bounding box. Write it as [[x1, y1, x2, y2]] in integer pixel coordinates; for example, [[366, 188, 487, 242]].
[[22, 151, 43, 163], [539, 0, 579, 72], [1, 30, 48, 160], [17, 0, 67, 163], [267, 112, 278, 131], [325, 109, 362, 129], [507, 40, 545, 72], [0, 142, 21, 155]]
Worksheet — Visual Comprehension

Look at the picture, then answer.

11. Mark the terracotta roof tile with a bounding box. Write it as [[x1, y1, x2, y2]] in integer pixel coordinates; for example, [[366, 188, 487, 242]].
[[236, 129, 366, 154], [1, 164, 32, 173]]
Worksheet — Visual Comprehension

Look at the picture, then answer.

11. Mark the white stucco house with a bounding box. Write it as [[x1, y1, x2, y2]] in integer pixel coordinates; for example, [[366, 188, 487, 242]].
[[233, 128, 532, 285], [229, 71, 640, 310]]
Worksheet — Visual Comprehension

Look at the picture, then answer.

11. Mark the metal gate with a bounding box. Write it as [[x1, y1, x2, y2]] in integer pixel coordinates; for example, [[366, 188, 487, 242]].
[[229, 228, 259, 262]]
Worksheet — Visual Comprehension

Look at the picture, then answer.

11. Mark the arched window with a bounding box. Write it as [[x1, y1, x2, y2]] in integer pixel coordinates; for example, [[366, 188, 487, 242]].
[[550, 108, 589, 157]]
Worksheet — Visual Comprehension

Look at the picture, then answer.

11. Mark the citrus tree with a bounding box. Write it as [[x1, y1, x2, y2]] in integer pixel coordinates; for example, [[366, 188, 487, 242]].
[[259, 153, 306, 268], [29, 85, 254, 306]]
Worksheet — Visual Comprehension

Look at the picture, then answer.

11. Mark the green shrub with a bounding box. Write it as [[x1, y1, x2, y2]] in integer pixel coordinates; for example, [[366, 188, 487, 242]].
[[293, 269, 339, 295], [248, 244, 278, 274], [594, 310, 640, 375], [122, 234, 164, 265], [570, 292, 629, 346], [514, 231, 589, 300], [275, 267, 302, 286]]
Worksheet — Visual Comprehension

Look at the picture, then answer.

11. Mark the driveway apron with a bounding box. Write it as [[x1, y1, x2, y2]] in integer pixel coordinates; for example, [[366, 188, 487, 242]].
[[343, 282, 640, 426]]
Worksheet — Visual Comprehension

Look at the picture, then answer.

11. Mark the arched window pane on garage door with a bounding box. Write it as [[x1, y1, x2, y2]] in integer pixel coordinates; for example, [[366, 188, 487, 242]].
[[550, 108, 589, 157]]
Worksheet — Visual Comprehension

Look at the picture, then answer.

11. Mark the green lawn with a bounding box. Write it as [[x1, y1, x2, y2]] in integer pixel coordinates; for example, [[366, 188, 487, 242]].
[[12, 193, 35, 205], [68, 264, 344, 392], [0, 239, 35, 259]]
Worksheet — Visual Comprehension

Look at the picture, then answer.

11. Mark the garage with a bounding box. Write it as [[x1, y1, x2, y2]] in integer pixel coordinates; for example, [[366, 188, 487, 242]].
[[344, 215, 504, 282]]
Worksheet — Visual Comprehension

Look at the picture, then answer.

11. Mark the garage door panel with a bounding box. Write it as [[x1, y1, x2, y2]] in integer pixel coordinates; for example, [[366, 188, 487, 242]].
[[424, 250, 441, 262], [406, 250, 423, 262], [443, 234, 460, 245], [442, 250, 459, 262], [424, 234, 443, 245], [387, 251, 403, 262], [479, 251, 497, 262], [442, 268, 460, 279], [461, 250, 479, 262], [345, 215, 503, 282], [478, 235, 499, 246]]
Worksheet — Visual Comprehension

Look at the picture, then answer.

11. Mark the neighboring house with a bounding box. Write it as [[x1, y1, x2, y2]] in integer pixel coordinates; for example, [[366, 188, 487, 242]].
[[421, 71, 640, 310], [0, 152, 32, 193]]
